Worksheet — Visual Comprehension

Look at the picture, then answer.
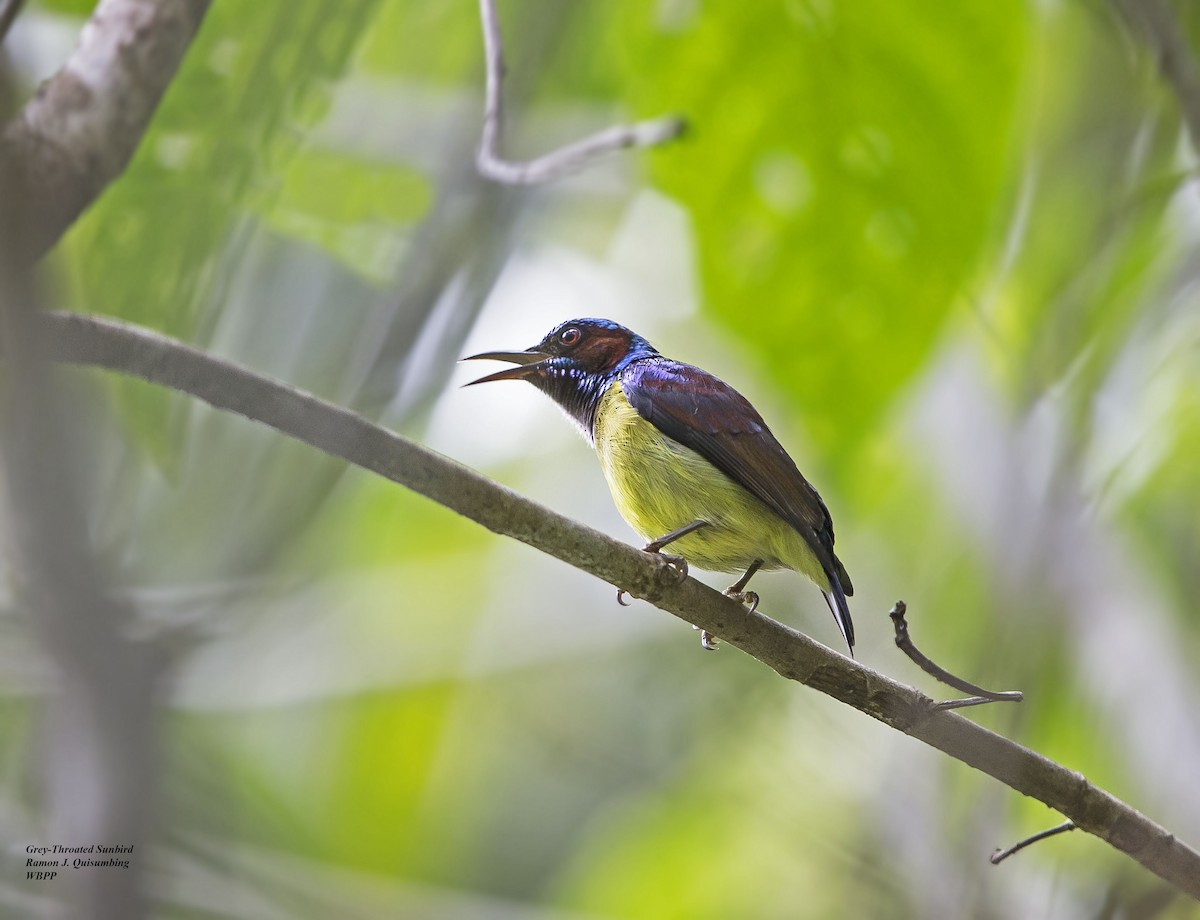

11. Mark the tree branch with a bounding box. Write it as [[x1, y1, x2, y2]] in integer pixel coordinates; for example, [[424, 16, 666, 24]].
[[0, 0, 213, 262], [0, 159, 160, 915], [17, 310, 1200, 901], [0, 0, 26, 46], [1112, 0, 1200, 154], [475, 0, 685, 184]]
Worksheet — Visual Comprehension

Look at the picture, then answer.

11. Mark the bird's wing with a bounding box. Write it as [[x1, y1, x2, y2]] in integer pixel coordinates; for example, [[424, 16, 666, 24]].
[[621, 358, 853, 598]]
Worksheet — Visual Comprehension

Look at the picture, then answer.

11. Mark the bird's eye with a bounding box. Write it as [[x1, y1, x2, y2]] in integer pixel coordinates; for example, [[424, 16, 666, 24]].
[[560, 328, 581, 346]]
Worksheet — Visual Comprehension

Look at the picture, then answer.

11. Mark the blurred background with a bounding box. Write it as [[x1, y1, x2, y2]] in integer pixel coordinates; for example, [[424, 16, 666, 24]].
[[2, 0, 1200, 917]]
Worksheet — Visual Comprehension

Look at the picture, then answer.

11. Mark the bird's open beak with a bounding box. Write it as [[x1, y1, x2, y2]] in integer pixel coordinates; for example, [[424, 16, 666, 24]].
[[460, 349, 551, 385]]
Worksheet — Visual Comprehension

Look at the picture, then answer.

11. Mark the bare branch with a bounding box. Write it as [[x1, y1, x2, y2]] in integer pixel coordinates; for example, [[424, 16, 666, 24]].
[[14, 309, 1200, 901], [475, 0, 685, 185], [0, 0, 213, 262], [1112, 0, 1200, 153]]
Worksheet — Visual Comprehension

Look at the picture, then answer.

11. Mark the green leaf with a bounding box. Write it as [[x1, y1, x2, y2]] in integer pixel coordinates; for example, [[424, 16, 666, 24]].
[[591, 2, 1033, 470]]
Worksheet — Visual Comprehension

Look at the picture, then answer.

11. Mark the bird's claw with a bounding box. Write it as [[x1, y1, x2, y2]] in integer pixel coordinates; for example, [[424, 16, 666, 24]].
[[722, 588, 759, 615], [617, 549, 687, 607], [653, 551, 689, 584], [691, 625, 720, 650]]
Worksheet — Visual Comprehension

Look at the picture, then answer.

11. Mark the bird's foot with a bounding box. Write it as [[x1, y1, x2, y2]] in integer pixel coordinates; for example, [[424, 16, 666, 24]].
[[692, 625, 719, 651], [695, 588, 758, 650], [616, 530, 694, 607], [616, 551, 688, 606], [722, 588, 759, 615], [651, 551, 689, 585]]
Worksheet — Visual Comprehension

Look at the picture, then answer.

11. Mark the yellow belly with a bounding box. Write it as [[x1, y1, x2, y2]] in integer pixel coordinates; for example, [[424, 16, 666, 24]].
[[593, 382, 826, 585]]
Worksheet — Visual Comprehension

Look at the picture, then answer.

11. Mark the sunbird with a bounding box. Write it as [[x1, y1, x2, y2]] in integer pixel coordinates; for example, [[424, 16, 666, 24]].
[[464, 318, 854, 654]]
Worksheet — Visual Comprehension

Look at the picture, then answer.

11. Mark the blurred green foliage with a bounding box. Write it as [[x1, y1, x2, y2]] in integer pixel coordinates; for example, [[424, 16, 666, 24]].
[[597, 1, 1034, 464], [60, 0, 386, 467], [7, 0, 1200, 918]]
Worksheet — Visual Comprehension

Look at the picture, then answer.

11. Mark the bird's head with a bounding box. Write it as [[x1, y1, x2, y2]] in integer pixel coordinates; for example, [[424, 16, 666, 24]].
[[463, 318, 658, 439], [464, 318, 656, 384]]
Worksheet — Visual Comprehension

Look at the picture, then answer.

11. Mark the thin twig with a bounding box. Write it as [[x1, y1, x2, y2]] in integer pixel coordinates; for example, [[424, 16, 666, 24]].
[[991, 821, 1077, 865], [889, 601, 1024, 707], [475, 0, 685, 184], [931, 696, 1008, 713], [12, 310, 1200, 902]]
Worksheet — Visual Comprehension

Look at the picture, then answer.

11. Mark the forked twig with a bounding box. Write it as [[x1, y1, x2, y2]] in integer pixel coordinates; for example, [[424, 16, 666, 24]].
[[475, 0, 685, 185], [889, 601, 1023, 710]]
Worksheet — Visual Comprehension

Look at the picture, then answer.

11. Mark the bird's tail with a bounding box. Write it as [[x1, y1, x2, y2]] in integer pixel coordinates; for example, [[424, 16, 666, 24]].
[[823, 576, 855, 657]]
